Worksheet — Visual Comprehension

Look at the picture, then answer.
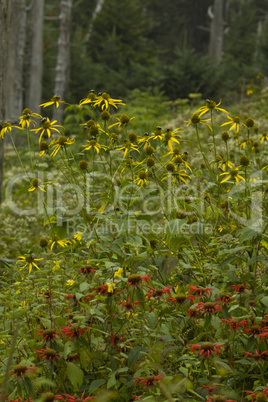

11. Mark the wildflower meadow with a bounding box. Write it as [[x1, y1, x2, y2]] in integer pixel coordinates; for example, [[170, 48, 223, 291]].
[[0, 90, 268, 402]]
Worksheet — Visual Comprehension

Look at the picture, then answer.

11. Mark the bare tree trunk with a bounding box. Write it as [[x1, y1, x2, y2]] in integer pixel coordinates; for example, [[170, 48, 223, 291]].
[[52, 0, 72, 123], [26, 0, 44, 113], [6, 0, 27, 120], [208, 0, 224, 63], [0, 0, 12, 205], [85, 0, 105, 43]]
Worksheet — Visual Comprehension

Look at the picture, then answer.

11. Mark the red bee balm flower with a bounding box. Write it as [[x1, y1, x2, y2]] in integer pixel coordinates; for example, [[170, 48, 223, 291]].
[[243, 388, 268, 402], [230, 283, 250, 292], [127, 274, 150, 286], [190, 342, 224, 358], [196, 301, 222, 315], [37, 327, 58, 343], [243, 349, 268, 362], [79, 265, 96, 274], [35, 346, 60, 361], [64, 391, 96, 401], [168, 294, 195, 305], [134, 374, 164, 387], [188, 285, 213, 297], [61, 323, 89, 340], [221, 317, 248, 331], [119, 298, 142, 311], [206, 396, 237, 402], [11, 363, 37, 377], [146, 286, 172, 300]]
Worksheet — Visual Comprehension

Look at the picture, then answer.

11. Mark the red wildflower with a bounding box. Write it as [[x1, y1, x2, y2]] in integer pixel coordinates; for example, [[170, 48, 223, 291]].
[[230, 283, 250, 293], [79, 265, 96, 274], [61, 323, 89, 340], [206, 396, 236, 402], [37, 327, 58, 343], [215, 292, 234, 304], [91, 284, 108, 294], [119, 298, 142, 311], [221, 317, 248, 331], [190, 342, 224, 358], [42, 392, 63, 402], [187, 307, 201, 317], [257, 332, 268, 343], [64, 391, 96, 401], [134, 373, 164, 387], [201, 384, 218, 394], [127, 274, 151, 286], [109, 331, 125, 346], [168, 294, 195, 305], [243, 387, 268, 402], [40, 392, 64, 401], [188, 285, 213, 297], [145, 286, 172, 300], [35, 346, 60, 361], [244, 324, 266, 337], [196, 301, 222, 315], [243, 349, 268, 362], [131, 396, 141, 401], [11, 363, 37, 377]]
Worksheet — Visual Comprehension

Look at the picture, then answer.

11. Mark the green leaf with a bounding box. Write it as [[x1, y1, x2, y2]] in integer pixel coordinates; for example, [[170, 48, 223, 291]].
[[89, 379, 106, 394], [80, 282, 90, 292], [127, 346, 148, 367], [179, 366, 188, 376], [260, 296, 268, 307], [66, 362, 84, 390], [107, 374, 117, 389]]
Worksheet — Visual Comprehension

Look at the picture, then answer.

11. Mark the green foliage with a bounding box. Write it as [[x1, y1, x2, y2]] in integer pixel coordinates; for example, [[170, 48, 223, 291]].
[[1, 90, 268, 401]]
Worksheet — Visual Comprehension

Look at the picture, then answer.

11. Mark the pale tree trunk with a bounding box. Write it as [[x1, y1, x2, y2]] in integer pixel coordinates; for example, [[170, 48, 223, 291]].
[[52, 0, 72, 123], [0, 0, 12, 205], [6, 0, 27, 120], [85, 0, 105, 43], [26, 0, 44, 113], [208, 0, 224, 63]]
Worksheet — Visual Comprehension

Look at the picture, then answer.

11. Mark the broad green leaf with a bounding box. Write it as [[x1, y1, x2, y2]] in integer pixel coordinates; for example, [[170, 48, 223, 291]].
[[66, 362, 84, 390]]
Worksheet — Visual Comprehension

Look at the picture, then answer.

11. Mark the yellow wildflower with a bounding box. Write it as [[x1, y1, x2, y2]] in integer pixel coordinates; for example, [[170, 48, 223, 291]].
[[17, 254, 44, 274]]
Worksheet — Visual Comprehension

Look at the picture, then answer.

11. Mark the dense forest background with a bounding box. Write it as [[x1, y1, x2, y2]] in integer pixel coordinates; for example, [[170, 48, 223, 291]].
[[43, 0, 268, 103], [3, 0, 268, 121]]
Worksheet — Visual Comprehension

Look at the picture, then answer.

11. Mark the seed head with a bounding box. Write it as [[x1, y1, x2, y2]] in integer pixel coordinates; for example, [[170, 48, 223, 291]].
[[39, 141, 49, 151], [256, 393, 268, 402], [58, 136, 67, 146], [32, 178, 39, 187], [86, 119, 95, 128], [138, 171, 147, 180], [120, 114, 130, 125], [191, 114, 200, 124], [166, 162, 175, 172], [145, 146, 154, 155], [79, 160, 88, 171], [174, 155, 183, 164], [40, 238, 48, 248], [221, 131, 230, 141], [22, 108, 32, 115], [89, 125, 99, 136], [128, 132, 137, 143], [239, 155, 250, 166], [146, 157, 155, 167], [245, 118, 254, 128], [128, 274, 141, 285], [110, 133, 118, 141], [100, 110, 110, 121], [42, 392, 56, 402], [13, 364, 28, 376]]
